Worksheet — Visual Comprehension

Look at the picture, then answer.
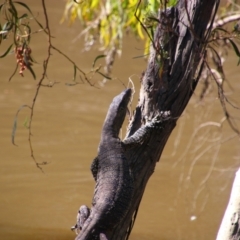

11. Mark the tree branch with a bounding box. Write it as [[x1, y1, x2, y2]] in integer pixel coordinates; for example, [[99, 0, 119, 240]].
[[216, 168, 240, 240]]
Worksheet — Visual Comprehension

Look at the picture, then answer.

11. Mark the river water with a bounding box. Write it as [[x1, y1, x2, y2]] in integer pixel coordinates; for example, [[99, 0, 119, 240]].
[[0, 1, 239, 240]]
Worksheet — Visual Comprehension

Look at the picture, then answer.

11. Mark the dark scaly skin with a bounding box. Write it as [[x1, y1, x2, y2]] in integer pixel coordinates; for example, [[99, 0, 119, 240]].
[[77, 89, 134, 240]]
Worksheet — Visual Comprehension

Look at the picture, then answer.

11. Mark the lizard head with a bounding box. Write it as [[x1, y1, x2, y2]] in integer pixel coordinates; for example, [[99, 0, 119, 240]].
[[103, 88, 132, 137]]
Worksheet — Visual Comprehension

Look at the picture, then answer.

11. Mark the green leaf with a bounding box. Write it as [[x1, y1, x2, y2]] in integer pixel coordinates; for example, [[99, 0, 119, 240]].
[[12, 116, 18, 146], [0, 3, 5, 12], [26, 64, 36, 80], [12, 105, 31, 146], [0, 44, 13, 58], [19, 13, 28, 19], [92, 54, 106, 68], [2, 21, 13, 31], [13, 1, 34, 15], [8, 2, 18, 19], [23, 117, 29, 128], [167, 0, 178, 7], [14, 1, 45, 31], [29, 54, 38, 64], [228, 38, 240, 65]]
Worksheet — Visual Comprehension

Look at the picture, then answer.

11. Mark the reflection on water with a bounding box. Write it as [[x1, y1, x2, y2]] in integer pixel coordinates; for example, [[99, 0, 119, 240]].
[[0, 1, 240, 240]]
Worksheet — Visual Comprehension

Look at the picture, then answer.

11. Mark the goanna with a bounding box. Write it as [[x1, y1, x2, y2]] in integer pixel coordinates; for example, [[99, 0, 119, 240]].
[[72, 88, 166, 240]]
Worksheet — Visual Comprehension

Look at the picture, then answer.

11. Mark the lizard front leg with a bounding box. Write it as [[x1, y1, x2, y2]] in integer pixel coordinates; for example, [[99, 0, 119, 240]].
[[123, 111, 170, 147]]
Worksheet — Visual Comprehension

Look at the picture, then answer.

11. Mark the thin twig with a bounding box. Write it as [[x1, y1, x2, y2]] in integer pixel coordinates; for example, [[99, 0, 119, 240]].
[[28, 0, 52, 172], [25, 0, 98, 171], [204, 60, 240, 135], [51, 45, 95, 86], [8, 63, 18, 81]]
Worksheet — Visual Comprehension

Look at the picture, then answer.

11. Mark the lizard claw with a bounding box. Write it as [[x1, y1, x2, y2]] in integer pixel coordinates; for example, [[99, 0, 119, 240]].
[[144, 111, 170, 129], [159, 110, 171, 118], [71, 224, 77, 231], [153, 111, 171, 122], [144, 111, 170, 124], [71, 224, 79, 235]]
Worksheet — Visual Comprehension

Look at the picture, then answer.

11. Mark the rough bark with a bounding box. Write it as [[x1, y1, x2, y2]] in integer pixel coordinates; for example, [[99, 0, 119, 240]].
[[77, 0, 220, 239], [216, 168, 240, 240], [113, 1, 220, 239]]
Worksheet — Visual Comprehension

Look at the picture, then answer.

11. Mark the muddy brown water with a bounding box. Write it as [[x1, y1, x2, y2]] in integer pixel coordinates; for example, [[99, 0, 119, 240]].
[[0, 1, 240, 240]]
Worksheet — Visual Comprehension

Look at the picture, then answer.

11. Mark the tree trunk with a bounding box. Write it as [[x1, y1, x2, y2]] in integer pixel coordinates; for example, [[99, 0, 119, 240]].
[[216, 168, 240, 240], [112, 1, 220, 239], [76, 0, 220, 239]]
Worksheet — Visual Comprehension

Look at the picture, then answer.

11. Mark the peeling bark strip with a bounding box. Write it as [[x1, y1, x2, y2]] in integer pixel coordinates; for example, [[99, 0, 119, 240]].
[[75, 1, 219, 239]]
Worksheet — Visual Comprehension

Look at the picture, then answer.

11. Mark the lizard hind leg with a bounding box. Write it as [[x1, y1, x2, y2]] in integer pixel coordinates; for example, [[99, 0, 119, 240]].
[[71, 205, 90, 234]]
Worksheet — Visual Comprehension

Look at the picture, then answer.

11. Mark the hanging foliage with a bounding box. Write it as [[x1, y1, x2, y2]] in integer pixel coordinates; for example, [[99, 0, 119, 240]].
[[62, 0, 177, 73]]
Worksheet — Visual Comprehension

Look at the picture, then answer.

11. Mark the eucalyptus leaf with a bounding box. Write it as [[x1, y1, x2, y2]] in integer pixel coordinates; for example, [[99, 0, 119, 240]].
[[92, 55, 106, 68], [0, 44, 13, 58], [228, 38, 240, 65], [14, 1, 46, 31], [19, 13, 28, 19], [2, 21, 13, 31], [12, 104, 31, 146], [26, 64, 36, 80], [0, 3, 5, 12]]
